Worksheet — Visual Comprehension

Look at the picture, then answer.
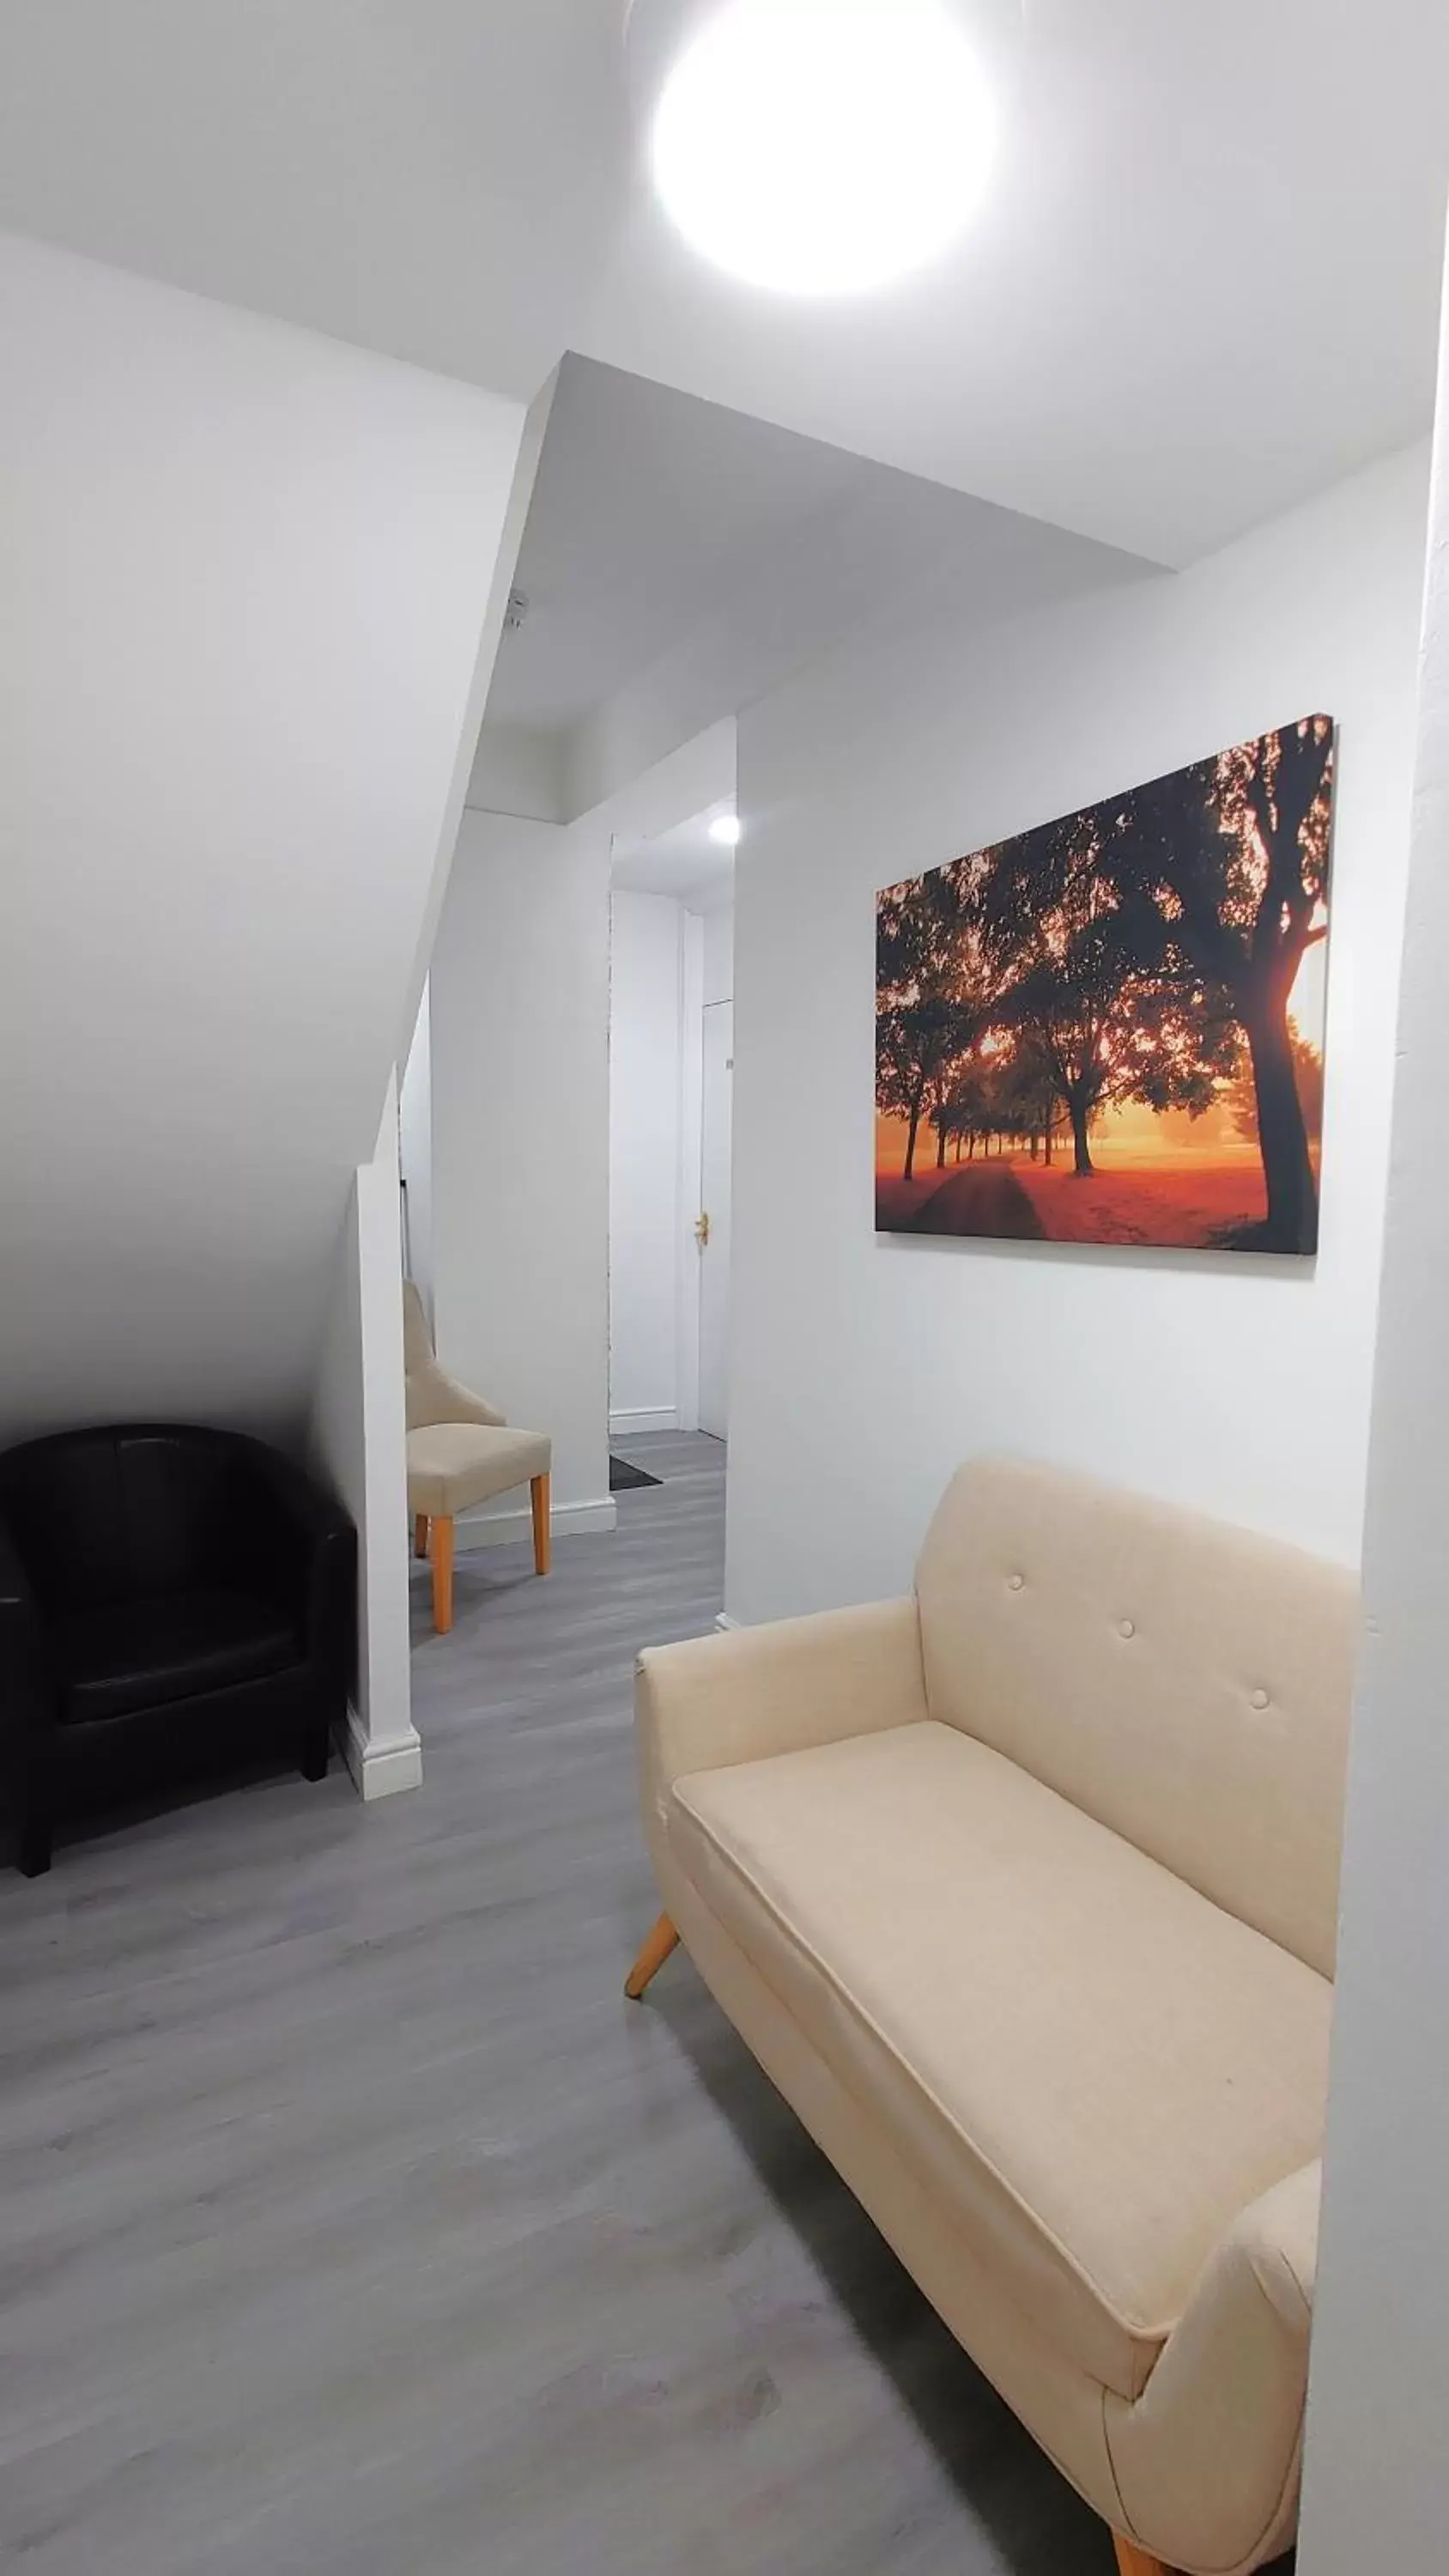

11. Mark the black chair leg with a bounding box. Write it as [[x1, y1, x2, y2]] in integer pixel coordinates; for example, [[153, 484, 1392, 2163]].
[[17, 1813, 52, 1878], [299, 1727, 330, 1783]]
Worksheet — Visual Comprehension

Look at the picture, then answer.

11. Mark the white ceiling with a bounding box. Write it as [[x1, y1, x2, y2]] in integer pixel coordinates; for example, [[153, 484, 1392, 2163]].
[[487, 352, 1150, 777], [0, 3, 1443, 566], [0, 2, 627, 404], [582, 0, 1449, 561], [488, 357, 867, 732], [612, 799, 737, 908]]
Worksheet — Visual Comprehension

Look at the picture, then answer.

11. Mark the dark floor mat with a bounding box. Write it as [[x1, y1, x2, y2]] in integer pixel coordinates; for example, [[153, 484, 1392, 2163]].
[[609, 1455, 663, 1492]]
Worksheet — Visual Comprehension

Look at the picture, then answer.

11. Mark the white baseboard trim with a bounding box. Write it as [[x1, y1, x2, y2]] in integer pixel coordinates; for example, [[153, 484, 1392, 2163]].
[[340, 1708, 424, 1801], [609, 1407, 679, 1437], [715, 1611, 742, 1632], [458, 1494, 617, 1552]]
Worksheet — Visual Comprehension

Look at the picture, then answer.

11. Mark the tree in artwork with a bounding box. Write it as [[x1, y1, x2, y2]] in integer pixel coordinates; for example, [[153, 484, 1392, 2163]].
[[874, 716, 1335, 1253]]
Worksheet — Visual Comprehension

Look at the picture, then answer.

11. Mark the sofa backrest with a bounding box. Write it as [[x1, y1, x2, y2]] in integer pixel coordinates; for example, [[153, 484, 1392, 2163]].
[[914, 1457, 1358, 1978]]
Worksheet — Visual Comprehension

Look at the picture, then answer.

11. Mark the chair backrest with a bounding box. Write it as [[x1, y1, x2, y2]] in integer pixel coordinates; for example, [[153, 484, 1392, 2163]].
[[0, 1425, 258, 1610], [914, 1457, 1359, 1978], [402, 1279, 434, 1374]]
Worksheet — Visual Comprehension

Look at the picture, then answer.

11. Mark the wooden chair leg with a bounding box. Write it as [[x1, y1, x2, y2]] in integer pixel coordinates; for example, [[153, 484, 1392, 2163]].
[[530, 1472, 551, 1577], [414, 1512, 429, 1560], [624, 1913, 680, 2001], [432, 1514, 455, 1635], [1112, 2534, 1173, 2576]]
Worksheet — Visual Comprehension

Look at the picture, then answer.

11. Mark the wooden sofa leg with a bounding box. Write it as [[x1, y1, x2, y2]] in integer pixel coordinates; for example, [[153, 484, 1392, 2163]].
[[624, 1914, 679, 2001], [530, 1473, 552, 1577], [1112, 2534, 1173, 2576], [415, 1512, 429, 1560], [432, 1515, 455, 1635]]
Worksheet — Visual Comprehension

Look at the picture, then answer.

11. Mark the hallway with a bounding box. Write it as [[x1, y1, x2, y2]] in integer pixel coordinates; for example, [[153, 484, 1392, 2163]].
[[2, 1433, 1108, 2576]]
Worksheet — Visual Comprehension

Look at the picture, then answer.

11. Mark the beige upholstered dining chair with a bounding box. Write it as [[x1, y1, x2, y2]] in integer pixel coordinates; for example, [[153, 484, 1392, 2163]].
[[403, 1281, 552, 1635]]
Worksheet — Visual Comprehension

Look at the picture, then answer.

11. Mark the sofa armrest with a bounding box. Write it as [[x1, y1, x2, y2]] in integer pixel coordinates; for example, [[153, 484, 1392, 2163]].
[[1105, 2160, 1319, 2573], [637, 1598, 928, 1857]]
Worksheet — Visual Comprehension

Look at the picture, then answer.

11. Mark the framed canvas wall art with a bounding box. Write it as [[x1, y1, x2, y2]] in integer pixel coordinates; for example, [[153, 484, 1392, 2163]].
[[875, 715, 1336, 1255]]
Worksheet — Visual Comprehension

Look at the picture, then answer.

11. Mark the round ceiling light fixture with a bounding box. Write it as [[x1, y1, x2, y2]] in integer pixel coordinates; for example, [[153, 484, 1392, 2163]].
[[628, 0, 1004, 298], [709, 812, 743, 848]]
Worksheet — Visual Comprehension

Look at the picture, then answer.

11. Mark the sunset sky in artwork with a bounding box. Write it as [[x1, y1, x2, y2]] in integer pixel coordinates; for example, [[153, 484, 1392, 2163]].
[[876, 925, 1327, 1176]]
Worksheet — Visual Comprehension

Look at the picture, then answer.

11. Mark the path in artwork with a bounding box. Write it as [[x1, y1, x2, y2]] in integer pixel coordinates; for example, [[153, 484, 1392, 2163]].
[[910, 1167, 1046, 1239]]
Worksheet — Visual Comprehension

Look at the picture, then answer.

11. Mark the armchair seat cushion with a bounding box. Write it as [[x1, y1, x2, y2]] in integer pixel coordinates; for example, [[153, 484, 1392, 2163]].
[[668, 1720, 1332, 2403], [52, 1589, 302, 1727], [406, 1422, 551, 1519]]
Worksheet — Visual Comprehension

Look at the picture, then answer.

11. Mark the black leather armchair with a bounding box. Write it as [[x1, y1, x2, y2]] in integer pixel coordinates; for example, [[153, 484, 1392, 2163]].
[[0, 1425, 356, 1875]]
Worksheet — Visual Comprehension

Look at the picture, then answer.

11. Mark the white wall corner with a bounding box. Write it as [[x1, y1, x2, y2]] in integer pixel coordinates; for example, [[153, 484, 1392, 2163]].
[[1297, 237, 1449, 2576], [309, 1073, 421, 1799]]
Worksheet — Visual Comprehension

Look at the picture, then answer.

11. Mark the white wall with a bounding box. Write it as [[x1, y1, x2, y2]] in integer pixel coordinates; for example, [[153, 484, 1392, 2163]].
[[466, 717, 569, 823], [725, 442, 1429, 1625], [430, 719, 736, 1535], [432, 811, 615, 1543], [0, 231, 527, 1446], [609, 891, 685, 1433], [702, 902, 735, 1006], [398, 982, 433, 1319], [563, 473, 1145, 821], [1297, 280, 1449, 2574], [309, 1079, 419, 1796]]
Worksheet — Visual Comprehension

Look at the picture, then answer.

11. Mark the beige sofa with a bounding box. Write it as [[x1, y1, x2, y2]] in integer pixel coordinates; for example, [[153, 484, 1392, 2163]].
[[625, 1459, 1357, 2576]]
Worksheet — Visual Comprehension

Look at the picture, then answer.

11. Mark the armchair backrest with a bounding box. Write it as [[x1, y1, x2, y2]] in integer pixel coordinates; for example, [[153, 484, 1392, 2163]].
[[0, 1425, 263, 1611], [914, 1457, 1359, 1978]]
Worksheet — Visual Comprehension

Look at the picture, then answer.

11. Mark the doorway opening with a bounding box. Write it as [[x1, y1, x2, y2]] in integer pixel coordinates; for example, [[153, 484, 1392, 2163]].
[[609, 796, 735, 1466], [698, 982, 732, 1440]]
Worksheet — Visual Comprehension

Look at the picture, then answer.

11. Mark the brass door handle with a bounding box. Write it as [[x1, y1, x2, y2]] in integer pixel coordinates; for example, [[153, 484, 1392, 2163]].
[[694, 1212, 711, 1249]]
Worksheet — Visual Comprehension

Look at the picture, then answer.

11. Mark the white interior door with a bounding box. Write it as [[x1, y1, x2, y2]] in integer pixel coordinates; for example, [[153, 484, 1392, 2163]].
[[698, 1001, 733, 1439]]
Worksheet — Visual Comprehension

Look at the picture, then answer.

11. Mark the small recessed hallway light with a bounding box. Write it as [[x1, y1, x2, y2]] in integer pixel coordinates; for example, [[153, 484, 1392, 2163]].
[[710, 814, 743, 847], [646, 0, 999, 298]]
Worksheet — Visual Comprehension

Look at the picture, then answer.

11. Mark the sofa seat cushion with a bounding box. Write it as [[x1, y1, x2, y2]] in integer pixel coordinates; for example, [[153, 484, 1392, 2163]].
[[52, 1589, 302, 1726], [668, 1721, 1331, 2402]]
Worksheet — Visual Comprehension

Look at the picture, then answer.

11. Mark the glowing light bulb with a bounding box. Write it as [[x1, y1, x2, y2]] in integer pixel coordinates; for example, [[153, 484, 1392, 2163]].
[[650, 0, 997, 297]]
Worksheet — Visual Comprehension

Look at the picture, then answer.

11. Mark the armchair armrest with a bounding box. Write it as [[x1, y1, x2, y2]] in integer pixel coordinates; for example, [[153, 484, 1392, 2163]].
[[637, 1598, 927, 1856], [234, 1441, 356, 1686], [0, 1512, 56, 1738], [406, 1356, 506, 1431], [1105, 2159, 1319, 2573], [0, 1515, 58, 1869]]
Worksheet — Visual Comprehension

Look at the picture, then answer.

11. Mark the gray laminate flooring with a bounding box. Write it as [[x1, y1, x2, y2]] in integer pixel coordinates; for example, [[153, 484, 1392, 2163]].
[[0, 1434, 1134, 2574]]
